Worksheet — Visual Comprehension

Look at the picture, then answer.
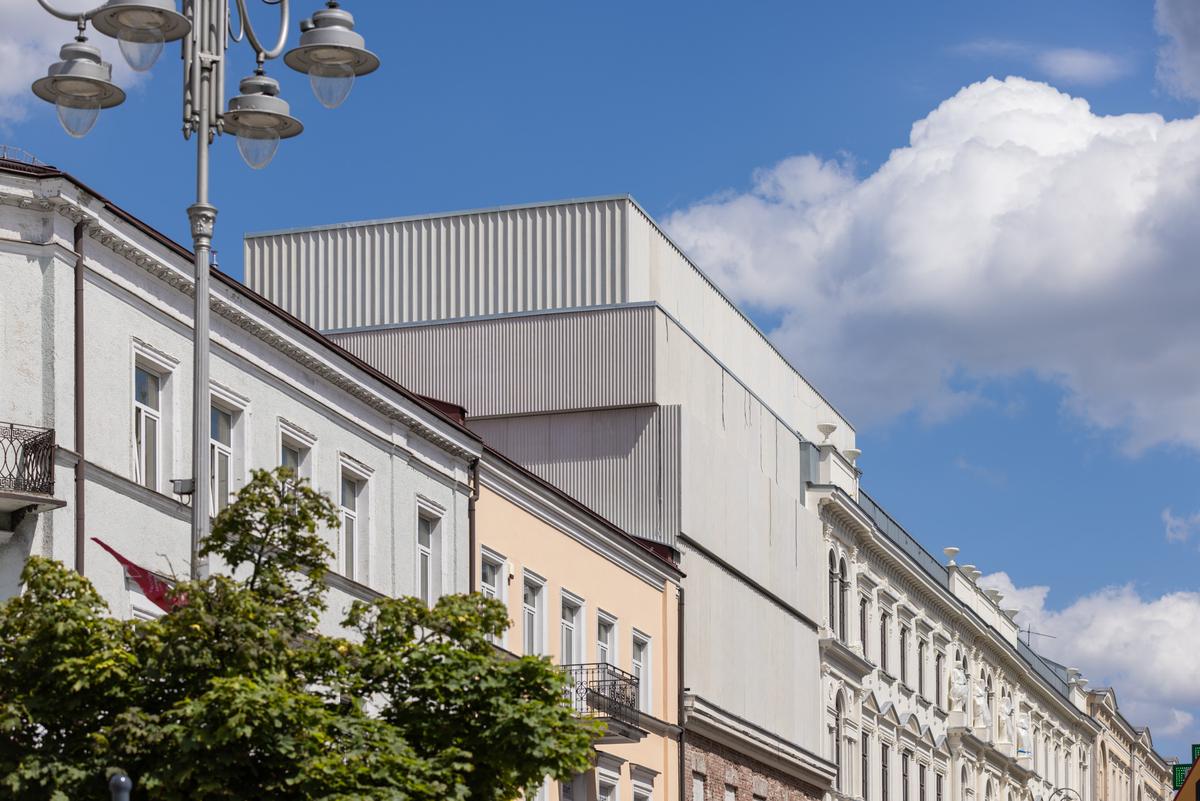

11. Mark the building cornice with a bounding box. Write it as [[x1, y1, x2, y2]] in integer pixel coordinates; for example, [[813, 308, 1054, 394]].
[[684, 693, 836, 790], [0, 176, 482, 464]]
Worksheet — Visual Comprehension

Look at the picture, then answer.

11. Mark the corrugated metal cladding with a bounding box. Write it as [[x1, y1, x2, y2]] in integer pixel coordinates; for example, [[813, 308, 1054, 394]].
[[329, 306, 656, 419], [471, 405, 681, 547], [245, 199, 631, 331]]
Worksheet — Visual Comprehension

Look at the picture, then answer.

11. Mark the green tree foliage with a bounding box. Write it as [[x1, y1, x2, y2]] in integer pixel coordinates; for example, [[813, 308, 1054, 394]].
[[0, 468, 598, 799]]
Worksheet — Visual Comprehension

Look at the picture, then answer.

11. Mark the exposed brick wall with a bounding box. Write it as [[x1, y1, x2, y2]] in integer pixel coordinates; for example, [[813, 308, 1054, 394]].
[[686, 731, 824, 801]]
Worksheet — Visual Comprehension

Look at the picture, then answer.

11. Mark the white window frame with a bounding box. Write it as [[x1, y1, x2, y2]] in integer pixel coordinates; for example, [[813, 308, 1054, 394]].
[[692, 774, 705, 801], [209, 381, 249, 516], [479, 546, 508, 646], [630, 765, 658, 801], [278, 417, 316, 480], [559, 590, 584, 665], [597, 609, 617, 666], [522, 570, 546, 656], [415, 496, 445, 605], [338, 454, 373, 583], [598, 765, 621, 801], [131, 339, 178, 493], [632, 629, 652, 713]]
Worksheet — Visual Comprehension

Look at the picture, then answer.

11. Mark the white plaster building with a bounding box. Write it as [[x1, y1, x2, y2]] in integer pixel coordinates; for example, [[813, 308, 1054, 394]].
[[816, 488, 1102, 801], [0, 157, 481, 627]]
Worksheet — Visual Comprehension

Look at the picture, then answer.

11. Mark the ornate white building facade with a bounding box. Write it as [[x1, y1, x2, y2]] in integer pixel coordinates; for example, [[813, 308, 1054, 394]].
[[815, 484, 1100, 801]]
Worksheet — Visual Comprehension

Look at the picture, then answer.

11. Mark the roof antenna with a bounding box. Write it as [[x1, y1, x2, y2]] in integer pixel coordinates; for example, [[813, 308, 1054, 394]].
[[1020, 626, 1056, 646]]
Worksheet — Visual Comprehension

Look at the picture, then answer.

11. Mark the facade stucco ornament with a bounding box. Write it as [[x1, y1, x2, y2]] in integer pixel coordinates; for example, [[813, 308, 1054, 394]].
[[999, 696, 1014, 742], [950, 666, 969, 712], [1017, 713, 1032, 756], [972, 680, 991, 729]]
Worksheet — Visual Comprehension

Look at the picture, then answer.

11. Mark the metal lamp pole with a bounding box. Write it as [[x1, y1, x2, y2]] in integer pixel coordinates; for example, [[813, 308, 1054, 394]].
[[29, 0, 379, 579]]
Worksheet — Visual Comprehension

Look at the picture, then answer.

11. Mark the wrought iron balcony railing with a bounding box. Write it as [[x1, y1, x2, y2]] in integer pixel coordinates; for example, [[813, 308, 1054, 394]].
[[563, 662, 641, 730], [0, 422, 56, 496]]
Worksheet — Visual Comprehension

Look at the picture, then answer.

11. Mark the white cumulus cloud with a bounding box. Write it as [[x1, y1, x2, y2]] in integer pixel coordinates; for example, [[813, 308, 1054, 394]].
[[0, 0, 140, 125], [980, 571, 1200, 745], [664, 76, 1200, 451]]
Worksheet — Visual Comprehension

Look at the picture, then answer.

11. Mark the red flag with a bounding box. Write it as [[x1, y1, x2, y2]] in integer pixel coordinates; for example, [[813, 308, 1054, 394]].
[[91, 537, 184, 613]]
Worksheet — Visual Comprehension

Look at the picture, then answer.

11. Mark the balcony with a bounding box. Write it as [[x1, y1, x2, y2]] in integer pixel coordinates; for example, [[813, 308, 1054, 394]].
[[563, 662, 645, 744], [0, 422, 65, 531]]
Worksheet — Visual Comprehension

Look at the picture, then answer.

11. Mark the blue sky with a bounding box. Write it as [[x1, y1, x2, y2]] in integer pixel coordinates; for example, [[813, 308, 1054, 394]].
[[4, 0, 1199, 757]]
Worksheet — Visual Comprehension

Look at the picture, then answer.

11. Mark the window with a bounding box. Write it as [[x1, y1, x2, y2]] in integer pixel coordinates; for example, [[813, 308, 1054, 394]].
[[597, 614, 616, 664], [935, 653, 945, 708], [880, 612, 890, 672], [417, 515, 436, 604], [337, 456, 373, 583], [863, 733, 871, 801], [480, 552, 505, 646], [919, 764, 927, 801], [523, 575, 544, 655], [278, 418, 315, 480], [692, 773, 705, 801], [902, 752, 910, 801], [133, 366, 161, 491], [839, 558, 848, 641], [599, 776, 619, 801], [900, 626, 910, 684], [560, 594, 582, 663], [724, 785, 736, 801], [632, 632, 651, 712], [936, 773, 943, 801], [829, 551, 838, 636], [210, 405, 233, 515], [860, 598, 870, 659], [281, 443, 301, 471], [340, 474, 360, 580], [834, 695, 845, 791], [881, 743, 890, 801], [918, 640, 927, 697]]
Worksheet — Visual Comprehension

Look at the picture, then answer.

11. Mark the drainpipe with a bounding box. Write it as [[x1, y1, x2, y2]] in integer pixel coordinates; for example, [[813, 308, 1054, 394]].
[[467, 457, 480, 591], [73, 221, 85, 575], [678, 583, 686, 801]]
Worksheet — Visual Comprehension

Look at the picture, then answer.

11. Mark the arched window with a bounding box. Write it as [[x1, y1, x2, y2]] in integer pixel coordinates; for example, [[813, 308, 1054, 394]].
[[835, 693, 845, 790], [984, 779, 993, 801], [839, 558, 849, 642], [829, 551, 839, 636], [960, 766, 970, 801]]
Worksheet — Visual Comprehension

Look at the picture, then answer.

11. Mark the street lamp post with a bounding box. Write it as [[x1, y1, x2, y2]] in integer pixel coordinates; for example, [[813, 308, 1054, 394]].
[[29, 0, 379, 579]]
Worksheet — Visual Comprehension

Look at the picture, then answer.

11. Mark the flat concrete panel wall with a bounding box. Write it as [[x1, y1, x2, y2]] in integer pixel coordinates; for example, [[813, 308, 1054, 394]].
[[330, 305, 656, 419], [681, 546, 822, 753], [246, 198, 630, 331], [629, 206, 855, 453], [470, 406, 680, 546]]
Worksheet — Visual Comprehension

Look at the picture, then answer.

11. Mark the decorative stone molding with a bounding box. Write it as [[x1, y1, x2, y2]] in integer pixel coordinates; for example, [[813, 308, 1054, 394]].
[[0, 182, 478, 462]]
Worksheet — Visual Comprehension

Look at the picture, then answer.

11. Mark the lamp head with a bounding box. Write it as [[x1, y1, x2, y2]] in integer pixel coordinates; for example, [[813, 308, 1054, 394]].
[[284, 2, 380, 108], [223, 73, 304, 169], [32, 39, 126, 137]]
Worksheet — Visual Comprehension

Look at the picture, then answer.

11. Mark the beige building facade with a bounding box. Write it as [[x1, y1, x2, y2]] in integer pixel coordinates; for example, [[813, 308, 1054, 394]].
[[476, 449, 682, 801], [1085, 689, 1171, 801]]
